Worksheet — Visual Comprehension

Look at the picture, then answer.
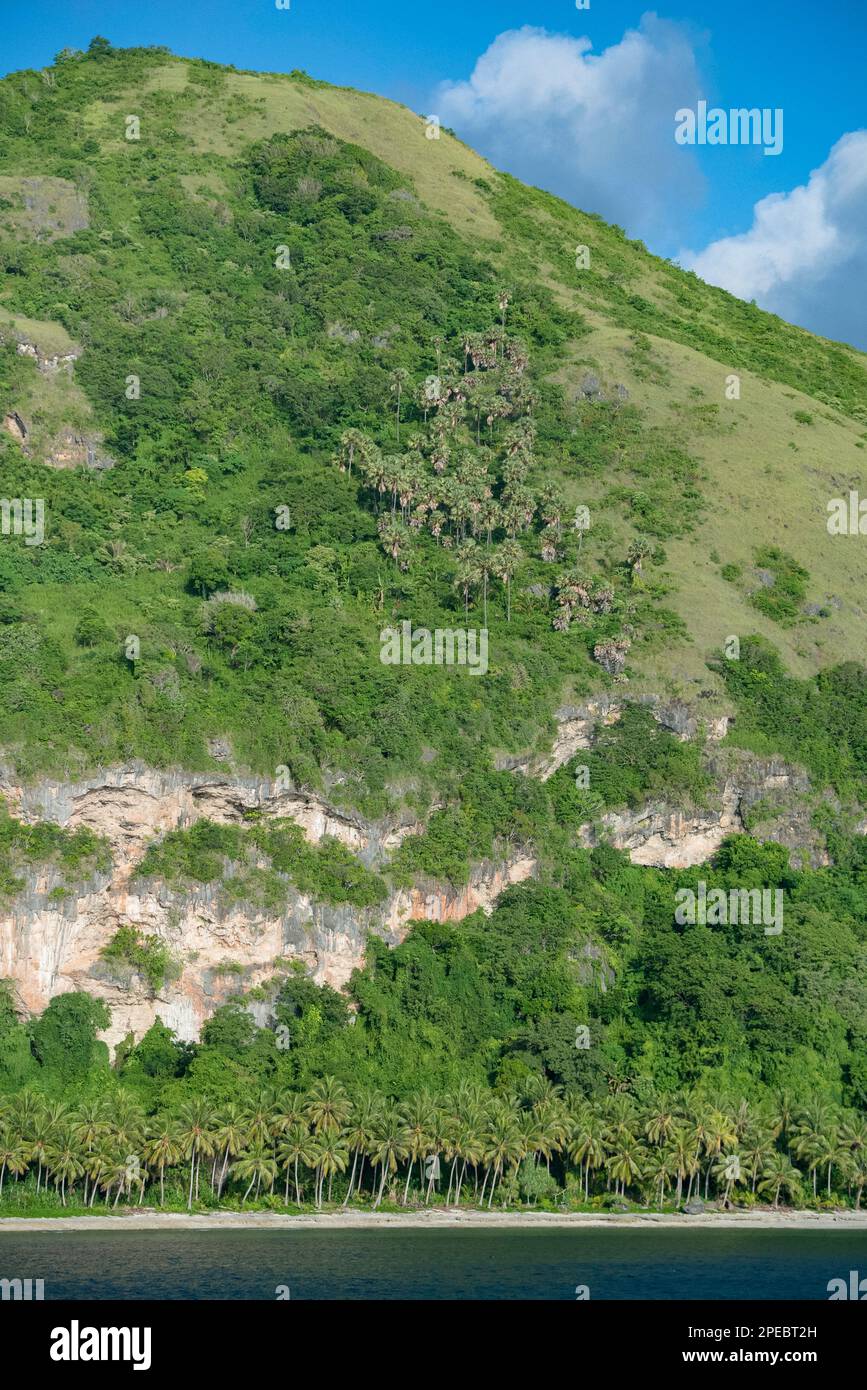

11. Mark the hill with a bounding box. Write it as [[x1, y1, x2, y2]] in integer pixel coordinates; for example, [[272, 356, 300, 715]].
[[0, 43, 866, 1139]]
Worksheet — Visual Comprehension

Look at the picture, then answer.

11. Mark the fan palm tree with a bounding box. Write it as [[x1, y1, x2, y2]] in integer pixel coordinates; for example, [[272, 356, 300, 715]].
[[453, 540, 482, 618], [389, 368, 410, 444], [491, 539, 523, 622]]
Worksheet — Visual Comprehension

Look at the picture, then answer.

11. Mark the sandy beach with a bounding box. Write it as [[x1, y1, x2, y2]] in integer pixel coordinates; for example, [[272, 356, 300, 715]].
[[2, 1208, 866, 1232]]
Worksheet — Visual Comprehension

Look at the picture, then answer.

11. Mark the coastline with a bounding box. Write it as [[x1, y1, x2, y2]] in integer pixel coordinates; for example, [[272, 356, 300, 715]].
[[2, 1208, 866, 1232]]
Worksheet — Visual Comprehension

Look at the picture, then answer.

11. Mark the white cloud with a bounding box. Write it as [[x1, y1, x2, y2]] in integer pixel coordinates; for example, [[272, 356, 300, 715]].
[[682, 132, 867, 349], [435, 16, 706, 239]]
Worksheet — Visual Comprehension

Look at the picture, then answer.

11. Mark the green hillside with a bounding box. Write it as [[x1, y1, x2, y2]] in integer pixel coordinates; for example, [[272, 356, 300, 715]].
[[0, 41, 864, 810], [2, 42, 867, 1214]]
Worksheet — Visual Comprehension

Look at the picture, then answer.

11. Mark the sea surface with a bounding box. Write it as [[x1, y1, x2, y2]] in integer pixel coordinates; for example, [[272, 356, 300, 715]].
[[2, 1228, 865, 1299]]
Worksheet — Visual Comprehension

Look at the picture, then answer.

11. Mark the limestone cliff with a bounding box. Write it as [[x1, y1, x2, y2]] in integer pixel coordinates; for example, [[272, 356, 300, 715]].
[[0, 704, 839, 1048]]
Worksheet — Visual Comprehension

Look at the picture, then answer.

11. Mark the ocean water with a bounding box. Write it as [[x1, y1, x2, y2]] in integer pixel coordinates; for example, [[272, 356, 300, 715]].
[[1, 1227, 865, 1300]]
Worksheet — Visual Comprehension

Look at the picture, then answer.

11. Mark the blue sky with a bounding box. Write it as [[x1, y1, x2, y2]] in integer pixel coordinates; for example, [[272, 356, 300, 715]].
[[4, 1, 867, 346]]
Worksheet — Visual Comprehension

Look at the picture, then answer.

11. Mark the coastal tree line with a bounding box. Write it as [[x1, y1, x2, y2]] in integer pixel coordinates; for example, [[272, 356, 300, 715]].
[[1, 1080, 865, 1213]]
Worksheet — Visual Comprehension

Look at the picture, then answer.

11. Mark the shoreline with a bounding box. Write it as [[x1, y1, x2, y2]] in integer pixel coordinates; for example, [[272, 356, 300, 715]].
[[2, 1208, 866, 1232]]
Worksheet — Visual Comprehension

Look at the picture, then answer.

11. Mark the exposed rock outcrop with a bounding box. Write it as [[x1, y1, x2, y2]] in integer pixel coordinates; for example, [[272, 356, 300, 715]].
[[0, 706, 836, 1048]]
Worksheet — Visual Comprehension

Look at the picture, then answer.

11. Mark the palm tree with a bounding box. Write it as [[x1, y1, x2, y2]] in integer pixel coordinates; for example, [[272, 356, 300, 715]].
[[335, 428, 370, 478], [399, 1093, 436, 1205], [143, 1122, 182, 1206], [703, 1109, 738, 1199], [45, 1134, 84, 1207], [712, 1151, 744, 1208], [176, 1098, 216, 1210], [370, 1106, 407, 1209], [742, 1126, 776, 1194], [233, 1145, 279, 1203], [626, 537, 652, 577], [453, 540, 481, 618], [212, 1103, 247, 1198], [481, 1112, 523, 1208], [312, 1132, 349, 1208], [758, 1152, 802, 1209], [492, 539, 523, 622], [644, 1095, 677, 1148], [667, 1124, 699, 1207], [277, 1123, 318, 1206], [850, 1154, 867, 1211], [644, 1147, 675, 1208], [567, 1110, 608, 1202], [606, 1139, 646, 1199], [72, 1100, 109, 1207], [0, 1129, 29, 1198], [389, 368, 410, 444], [305, 1076, 351, 1137], [343, 1092, 382, 1206], [793, 1099, 838, 1198]]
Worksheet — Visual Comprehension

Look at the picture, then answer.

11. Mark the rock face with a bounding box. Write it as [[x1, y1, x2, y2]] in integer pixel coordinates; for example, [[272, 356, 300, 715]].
[[578, 751, 827, 870], [45, 428, 115, 471], [497, 695, 732, 780], [582, 787, 743, 868], [2, 411, 27, 444], [0, 706, 832, 1049], [0, 763, 538, 1047]]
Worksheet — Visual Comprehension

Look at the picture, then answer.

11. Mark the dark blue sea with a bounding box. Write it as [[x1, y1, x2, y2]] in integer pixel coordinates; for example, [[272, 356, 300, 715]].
[[2, 1228, 865, 1299]]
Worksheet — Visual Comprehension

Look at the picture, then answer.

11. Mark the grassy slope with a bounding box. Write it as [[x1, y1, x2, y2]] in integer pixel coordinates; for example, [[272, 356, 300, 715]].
[[0, 48, 865, 793]]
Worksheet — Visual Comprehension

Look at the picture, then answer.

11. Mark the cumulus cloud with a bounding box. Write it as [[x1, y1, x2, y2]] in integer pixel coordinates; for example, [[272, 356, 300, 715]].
[[681, 132, 867, 349], [435, 16, 706, 239]]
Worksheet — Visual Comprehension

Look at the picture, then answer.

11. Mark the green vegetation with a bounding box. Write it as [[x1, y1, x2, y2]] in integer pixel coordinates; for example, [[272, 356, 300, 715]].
[[749, 547, 811, 625], [100, 927, 179, 993], [136, 817, 387, 909], [0, 44, 866, 1218], [2, 826, 867, 1212], [1, 43, 862, 804], [0, 804, 110, 901], [714, 638, 867, 799]]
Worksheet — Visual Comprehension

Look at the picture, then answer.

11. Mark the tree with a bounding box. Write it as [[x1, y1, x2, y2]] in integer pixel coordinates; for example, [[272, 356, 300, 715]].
[[452, 540, 481, 618], [176, 1099, 216, 1210], [143, 1123, 182, 1206], [233, 1145, 279, 1203], [758, 1152, 802, 1208], [370, 1106, 407, 1208], [30, 993, 111, 1081], [188, 548, 231, 598], [87, 36, 114, 58], [389, 368, 410, 445], [277, 1123, 318, 1206], [492, 540, 523, 622]]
